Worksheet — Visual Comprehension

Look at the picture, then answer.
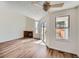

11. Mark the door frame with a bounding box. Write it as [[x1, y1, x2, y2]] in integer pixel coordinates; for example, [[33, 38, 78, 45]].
[[41, 22, 46, 44]]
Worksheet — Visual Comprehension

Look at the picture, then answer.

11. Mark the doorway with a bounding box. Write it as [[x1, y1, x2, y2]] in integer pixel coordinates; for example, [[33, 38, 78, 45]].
[[41, 22, 46, 43]]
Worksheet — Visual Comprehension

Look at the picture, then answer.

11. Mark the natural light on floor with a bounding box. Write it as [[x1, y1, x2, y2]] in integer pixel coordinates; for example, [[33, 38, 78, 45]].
[[33, 40, 46, 46]]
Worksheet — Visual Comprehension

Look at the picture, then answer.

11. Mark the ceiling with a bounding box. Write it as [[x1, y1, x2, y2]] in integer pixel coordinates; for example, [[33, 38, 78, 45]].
[[0, 1, 79, 20]]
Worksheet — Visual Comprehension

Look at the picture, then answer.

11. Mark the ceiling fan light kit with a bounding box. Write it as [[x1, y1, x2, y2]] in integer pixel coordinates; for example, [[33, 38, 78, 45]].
[[43, 3, 51, 11], [32, 1, 64, 12]]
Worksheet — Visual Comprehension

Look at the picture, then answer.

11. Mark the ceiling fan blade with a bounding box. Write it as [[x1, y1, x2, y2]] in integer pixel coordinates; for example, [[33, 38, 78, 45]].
[[51, 3, 64, 7]]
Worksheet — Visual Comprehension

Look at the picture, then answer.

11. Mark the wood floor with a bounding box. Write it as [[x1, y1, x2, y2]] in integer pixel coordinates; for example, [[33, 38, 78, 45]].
[[0, 38, 78, 58]]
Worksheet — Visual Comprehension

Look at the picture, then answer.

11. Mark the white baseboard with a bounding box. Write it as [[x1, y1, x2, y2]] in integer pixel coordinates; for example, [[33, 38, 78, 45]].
[[0, 36, 23, 43]]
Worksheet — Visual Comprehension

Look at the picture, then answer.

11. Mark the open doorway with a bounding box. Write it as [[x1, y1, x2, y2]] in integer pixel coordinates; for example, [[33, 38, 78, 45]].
[[41, 22, 46, 44]]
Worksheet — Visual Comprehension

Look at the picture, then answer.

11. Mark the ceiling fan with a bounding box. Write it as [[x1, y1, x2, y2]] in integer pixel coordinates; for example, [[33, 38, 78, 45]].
[[32, 1, 64, 12]]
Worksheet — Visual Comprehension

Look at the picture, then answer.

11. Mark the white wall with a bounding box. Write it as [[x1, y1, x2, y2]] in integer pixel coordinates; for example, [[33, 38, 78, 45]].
[[0, 8, 26, 42], [25, 17, 35, 31], [41, 7, 78, 54], [77, 6, 79, 56]]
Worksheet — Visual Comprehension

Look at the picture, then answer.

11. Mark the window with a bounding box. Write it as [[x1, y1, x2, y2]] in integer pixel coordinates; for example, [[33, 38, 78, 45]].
[[56, 15, 69, 40], [35, 21, 38, 33]]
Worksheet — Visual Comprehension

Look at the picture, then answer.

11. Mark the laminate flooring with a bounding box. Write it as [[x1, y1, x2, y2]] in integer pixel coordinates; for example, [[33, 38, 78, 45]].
[[0, 38, 78, 58]]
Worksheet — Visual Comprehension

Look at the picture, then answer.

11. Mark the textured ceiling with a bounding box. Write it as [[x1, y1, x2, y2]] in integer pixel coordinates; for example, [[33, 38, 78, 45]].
[[0, 1, 79, 20]]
